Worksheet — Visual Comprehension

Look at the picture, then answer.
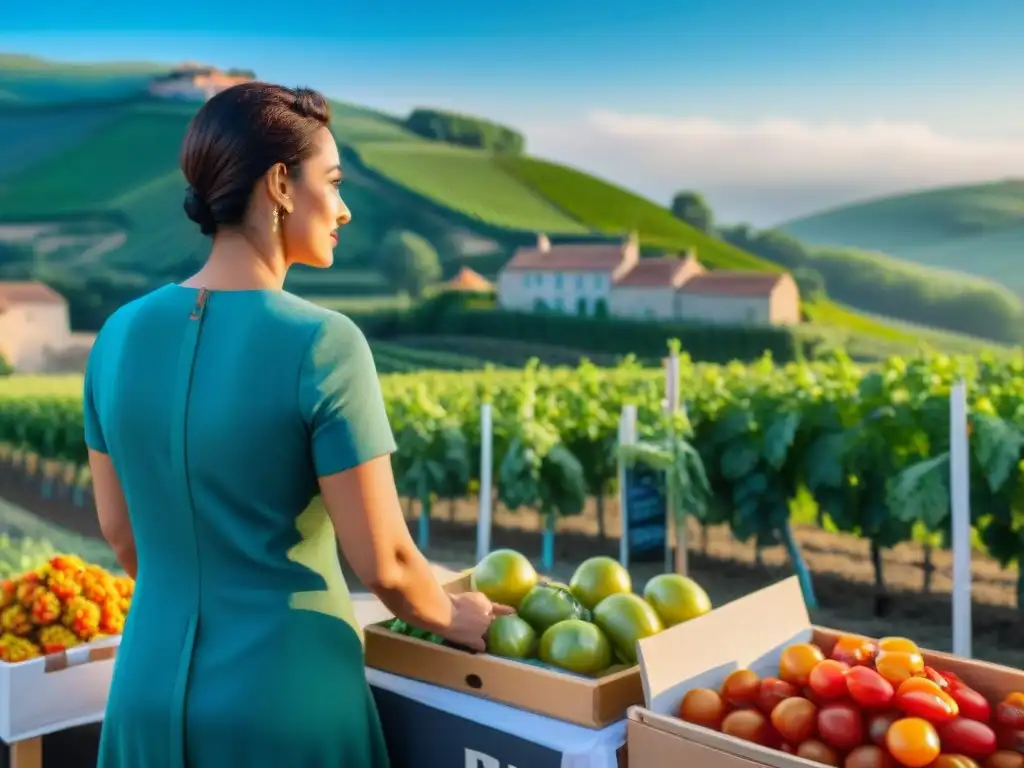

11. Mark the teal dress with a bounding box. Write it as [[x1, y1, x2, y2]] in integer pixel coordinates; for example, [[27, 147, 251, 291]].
[[83, 284, 395, 768]]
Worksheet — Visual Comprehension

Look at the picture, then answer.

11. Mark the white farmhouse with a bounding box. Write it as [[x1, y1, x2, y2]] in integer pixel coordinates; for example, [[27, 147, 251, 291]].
[[497, 232, 639, 316], [0, 281, 84, 373], [497, 233, 801, 326]]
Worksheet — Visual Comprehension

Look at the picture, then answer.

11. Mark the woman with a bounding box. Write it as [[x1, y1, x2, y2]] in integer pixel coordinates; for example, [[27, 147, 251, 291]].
[[84, 82, 508, 768]]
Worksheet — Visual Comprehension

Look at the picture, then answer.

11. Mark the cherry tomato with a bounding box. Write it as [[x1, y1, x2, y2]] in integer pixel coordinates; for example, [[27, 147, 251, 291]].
[[796, 738, 839, 765], [943, 671, 967, 690], [868, 710, 901, 746], [803, 685, 827, 707], [831, 634, 878, 667], [949, 687, 992, 723], [896, 689, 959, 724], [996, 698, 1024, 730], [721, 669, 761, 709], [996, 727, 1024, 753], [757, 677, 798, 716], [771, 696, 818, 744], [810, 659, 851, 701], [780, 643, 826, 687], [844, 744, 898, 768], [899, 678, 945, 697], [847, 666, 896, 709], [1006, 694, 1024, 708], [938, 718, 998, 759], [886, 717, 941, 768], [818, 701, 865, 751], [680, 688, 726, 729], [878, 636, 919, 654], [722, 709, 771, 745], [876, 650, 926, 685], [924, 667, 951, 690], [986, 750, 1024, 768], [929, 756, 982, 768]]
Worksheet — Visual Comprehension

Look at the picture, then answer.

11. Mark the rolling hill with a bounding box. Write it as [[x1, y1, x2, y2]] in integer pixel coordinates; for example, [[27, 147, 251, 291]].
[[0, 55, 1011, 359], [782, 180, 1024, 295]]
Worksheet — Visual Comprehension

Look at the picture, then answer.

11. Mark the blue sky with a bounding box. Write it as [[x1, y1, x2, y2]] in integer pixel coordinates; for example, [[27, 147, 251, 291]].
[[3, 0, 1023, 223]]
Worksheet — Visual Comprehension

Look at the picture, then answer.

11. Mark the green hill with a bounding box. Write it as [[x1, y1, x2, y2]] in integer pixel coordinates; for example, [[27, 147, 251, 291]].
[[782, 180, 1024, 295], [0, 54, 1009, 359]]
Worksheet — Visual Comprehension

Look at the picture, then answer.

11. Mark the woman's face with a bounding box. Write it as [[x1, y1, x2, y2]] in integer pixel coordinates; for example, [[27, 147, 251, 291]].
[[284, 126, 350, 268]]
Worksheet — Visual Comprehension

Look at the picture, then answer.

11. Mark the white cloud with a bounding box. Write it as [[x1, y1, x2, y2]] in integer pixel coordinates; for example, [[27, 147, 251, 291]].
[[521, 111, 1024, 225]]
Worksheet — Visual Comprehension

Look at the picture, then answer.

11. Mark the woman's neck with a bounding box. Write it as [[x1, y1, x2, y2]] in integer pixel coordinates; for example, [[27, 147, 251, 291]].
[[182, 231, 288, 291]]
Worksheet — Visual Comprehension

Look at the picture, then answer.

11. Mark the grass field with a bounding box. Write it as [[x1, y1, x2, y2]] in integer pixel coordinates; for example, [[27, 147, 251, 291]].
[[783, 179, 1024, 294], [356, 140, 590, 233]]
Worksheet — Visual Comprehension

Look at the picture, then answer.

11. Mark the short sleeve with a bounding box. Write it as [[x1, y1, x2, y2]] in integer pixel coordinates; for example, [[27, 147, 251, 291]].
[[83, 337, 107, 453], [299, 314, 396, 477]]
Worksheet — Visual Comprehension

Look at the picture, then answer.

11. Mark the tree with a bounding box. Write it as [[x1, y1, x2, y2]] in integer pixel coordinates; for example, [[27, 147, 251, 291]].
[[0, 352, 11, 377], [793, 267, 827, 301], [670, 191, 714, 232], [380, 230, 442, 298]]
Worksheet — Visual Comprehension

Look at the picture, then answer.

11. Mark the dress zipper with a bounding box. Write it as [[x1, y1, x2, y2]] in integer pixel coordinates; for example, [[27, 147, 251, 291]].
[[189, 287, 210, 320]]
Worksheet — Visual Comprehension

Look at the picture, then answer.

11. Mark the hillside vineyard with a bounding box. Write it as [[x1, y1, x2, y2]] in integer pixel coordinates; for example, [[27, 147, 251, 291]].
[[2, 352, 1024, 606]]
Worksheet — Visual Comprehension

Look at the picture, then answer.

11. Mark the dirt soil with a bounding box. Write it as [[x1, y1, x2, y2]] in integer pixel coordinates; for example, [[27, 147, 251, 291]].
[[4, 464, 1024, 670]]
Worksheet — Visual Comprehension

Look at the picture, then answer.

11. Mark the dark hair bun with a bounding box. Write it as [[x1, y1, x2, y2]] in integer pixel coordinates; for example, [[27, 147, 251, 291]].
[[183, 186, 217, 235]]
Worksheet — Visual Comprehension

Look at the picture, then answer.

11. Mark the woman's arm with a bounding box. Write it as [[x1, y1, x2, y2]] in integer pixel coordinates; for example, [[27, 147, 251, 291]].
[[320, 455, 509, 650], [88, 449, 138, 579]]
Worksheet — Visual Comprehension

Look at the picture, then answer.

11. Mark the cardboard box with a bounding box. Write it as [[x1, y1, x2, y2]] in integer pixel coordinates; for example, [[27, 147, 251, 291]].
[[627, 576, 1024, 768], [0, 636, 119, 744], [361, 572, 643, 728]]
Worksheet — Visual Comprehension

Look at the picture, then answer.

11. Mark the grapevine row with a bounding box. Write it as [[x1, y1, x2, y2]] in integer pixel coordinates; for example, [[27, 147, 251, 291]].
[[2, 351, 1024, 609]]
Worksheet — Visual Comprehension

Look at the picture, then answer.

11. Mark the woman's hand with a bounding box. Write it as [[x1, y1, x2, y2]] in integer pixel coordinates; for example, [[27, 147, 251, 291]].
[[442, 592, 516, 652]]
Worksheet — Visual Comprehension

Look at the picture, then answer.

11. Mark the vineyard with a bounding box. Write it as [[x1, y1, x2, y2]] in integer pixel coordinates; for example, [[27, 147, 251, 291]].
[[3, 350, 1024, 616]]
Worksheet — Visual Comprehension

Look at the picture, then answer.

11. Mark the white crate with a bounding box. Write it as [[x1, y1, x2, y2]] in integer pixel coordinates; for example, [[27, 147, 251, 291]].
[[0, 636, 120, 744]]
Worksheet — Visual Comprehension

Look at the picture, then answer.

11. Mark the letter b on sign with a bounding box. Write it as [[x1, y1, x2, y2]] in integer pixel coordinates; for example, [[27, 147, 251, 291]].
[[465, 748, 516, 768]]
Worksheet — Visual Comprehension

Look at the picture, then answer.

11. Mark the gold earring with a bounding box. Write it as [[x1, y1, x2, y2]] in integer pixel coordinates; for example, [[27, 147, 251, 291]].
[[272, 207, 280, 233]]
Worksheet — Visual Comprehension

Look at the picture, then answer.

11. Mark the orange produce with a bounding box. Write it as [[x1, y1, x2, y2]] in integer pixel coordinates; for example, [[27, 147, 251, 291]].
[[757, 677, 798, 715], [929, 756, 981, 768], [886, 717, 941, 768], [795, 738, 838, 765], [779, 643, 825, 687], [831, 634, 878, 667], [721, 669, 761, 708], [877, 636, 919, 653], [679, 688, 726, 730], [986, 751, 1024, 768], [721, 708, 771, 745], [771, 696, 817, 744], [844, 744, 897, 768], [875, 650, 925, 685], [809, 659, 851, 701]]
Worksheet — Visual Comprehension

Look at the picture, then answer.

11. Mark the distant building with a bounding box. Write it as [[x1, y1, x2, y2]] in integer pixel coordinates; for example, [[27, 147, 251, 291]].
[[0, 281, 75, 373], [445, 267, 496, 293], [148, 64, 256, 101], [497, 233, 801, 327]]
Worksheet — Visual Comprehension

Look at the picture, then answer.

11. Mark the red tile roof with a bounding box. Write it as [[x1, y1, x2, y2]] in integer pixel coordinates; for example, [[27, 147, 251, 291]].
[[614, 257, 694, 287], [677, 271, 785, 297], [504, 243, 630, 273], [0, 281, 65, 309], [446, 267, 495, 292]]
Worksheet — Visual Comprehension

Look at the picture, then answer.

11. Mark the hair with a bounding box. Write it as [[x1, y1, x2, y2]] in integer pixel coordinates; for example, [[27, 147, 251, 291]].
[[180, 82, 332, 236]]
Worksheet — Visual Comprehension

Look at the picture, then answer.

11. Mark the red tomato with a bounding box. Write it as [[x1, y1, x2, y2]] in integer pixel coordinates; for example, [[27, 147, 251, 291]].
[[847, 666, 896, 709], [950, 687, 992, 723], [771, 697, 818, 744], [896, 690, 959, 724], [938, 718, 998, 759], [844, 744, 898, 768], [886, 717, 941, 768], [817, 701, 864, 751], [795, 738, 839, 765], [924, 667, 950, 690], [986, 750, 1024, 768], [757, 677, 798, 715], [810, 659, 851, 701], [868, 711, 901, 746], [721, 669, 761, 709], [996, 699, 1024, 731], [996, 727, 1024, 753]]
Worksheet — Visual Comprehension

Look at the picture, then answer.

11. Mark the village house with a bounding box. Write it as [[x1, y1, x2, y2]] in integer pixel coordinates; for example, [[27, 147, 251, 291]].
[[0, 281, 93, 373], [497, 233, 801, 327], [148, 63, 256, 101]]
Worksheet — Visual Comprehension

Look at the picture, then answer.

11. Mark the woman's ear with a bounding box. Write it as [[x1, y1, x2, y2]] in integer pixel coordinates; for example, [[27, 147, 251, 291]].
[[264, 162, 294, 214]]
